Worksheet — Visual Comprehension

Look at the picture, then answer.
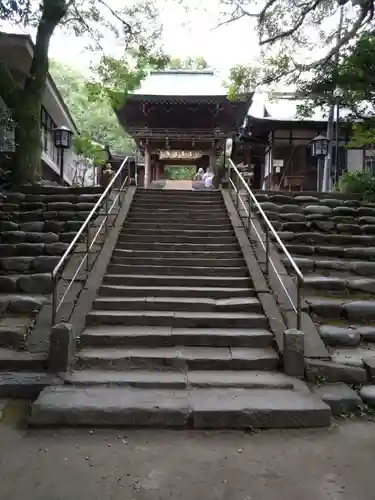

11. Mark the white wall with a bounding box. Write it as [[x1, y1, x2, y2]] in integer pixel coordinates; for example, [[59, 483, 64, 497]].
[[347, 150, 363, 173]]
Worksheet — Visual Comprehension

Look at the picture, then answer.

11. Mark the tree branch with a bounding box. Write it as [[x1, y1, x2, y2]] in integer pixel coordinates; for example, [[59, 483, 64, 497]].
[[96, 0, 133, 34]]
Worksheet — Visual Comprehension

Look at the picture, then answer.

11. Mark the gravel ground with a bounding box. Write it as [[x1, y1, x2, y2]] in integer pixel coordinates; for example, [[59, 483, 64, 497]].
[[0, 403, 374, 500]]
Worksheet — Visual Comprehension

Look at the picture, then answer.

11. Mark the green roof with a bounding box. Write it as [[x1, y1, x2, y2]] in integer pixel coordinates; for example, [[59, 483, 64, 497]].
[[133, 70, 228, 98]]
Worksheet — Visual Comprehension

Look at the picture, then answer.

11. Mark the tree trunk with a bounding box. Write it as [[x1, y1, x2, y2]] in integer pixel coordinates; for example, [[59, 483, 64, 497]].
[[11, 0, 68, 186]]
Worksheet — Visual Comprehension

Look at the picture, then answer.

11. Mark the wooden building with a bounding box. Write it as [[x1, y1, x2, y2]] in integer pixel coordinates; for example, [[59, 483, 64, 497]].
[[115, 70, 252, 187], [232, 93, 351, 191]]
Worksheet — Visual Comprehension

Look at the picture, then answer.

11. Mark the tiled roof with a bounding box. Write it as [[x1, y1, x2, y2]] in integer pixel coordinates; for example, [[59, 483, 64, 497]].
[[133, 70, 228, 97]]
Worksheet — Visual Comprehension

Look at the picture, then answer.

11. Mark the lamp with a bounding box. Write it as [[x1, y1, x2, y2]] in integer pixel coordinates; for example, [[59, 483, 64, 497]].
[[53, 125, 73, 183], [311, 134, 329, 192]]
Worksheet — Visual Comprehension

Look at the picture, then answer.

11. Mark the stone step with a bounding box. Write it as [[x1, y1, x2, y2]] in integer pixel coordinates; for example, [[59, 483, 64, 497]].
[[120, 228, 235, 237], [24, 193, 102, 203], [87, 310, 269, 329], [99, 285, 253, 299], [64, 369, 296, 389], [106, 264, 248, 277], [127, 212, 229, 221], [110, 256, 245, 267], [126, 217, 231, 226], [303, 275, 375, 293], [133, 198, 224, 207], [76, 346, 278, 371], [0, 315, 31, 349], [317, 324, 375, 347], [0, 221, 91, 235], [0, 256, 60, 274], [29, 386, 331, 428], [116, 241, 240, 251], [112, 249, 243, 259], [274, 232, 375, 247], [0, 243, 67, 257], [0, 293, 47, 313], [282, 256, 375, 275], [131, 202, 225, 210], [0, 230, 85, 245], [130, 207, 228, 215], [136, 189, 220, 197], [103, 273, 251, 288], [80, 326, 272, 348], [123, 222, 233, 231], [0, 211, 93, 223], [284, 243, 375, 261], [0, 348, 47, 371], [117, 234, 237, 244], [1, 202, 98, 212], [305, 296, 375, 321], [0, 371, 62, 398], [93, 296, 262, 314], [18, 185, 104, 195]]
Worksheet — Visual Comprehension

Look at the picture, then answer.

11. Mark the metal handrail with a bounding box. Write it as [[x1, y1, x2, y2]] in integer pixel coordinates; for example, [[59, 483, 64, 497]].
[[51, 156, 130, 325], [228, 159, 304, 329]]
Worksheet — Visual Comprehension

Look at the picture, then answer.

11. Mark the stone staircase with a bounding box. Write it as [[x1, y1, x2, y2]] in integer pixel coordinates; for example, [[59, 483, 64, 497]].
[[0, 184, 104, 396], [253, 190, 375, 409], [30, 188, 330, 428]]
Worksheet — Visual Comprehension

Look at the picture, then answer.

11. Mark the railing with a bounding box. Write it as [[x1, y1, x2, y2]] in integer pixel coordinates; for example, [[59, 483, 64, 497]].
[[51, 156, 130, 326], [228, 159, 304, 329]]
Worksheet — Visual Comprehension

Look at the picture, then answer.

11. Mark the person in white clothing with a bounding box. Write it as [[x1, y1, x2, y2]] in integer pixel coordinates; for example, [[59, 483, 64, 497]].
[[203, 166, 214, 189], [194, 168, 205, 181]]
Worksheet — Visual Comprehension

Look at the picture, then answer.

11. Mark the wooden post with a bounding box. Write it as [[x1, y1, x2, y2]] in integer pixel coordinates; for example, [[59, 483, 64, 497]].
[[144, 146, 151, 188]]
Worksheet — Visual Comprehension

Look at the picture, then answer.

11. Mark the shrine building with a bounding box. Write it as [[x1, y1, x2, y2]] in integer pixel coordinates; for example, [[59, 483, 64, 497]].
[[115, 69, 252, 187]]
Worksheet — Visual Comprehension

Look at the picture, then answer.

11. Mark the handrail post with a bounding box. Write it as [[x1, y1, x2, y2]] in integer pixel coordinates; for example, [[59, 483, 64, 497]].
[[236, 174, 240, 210], [51, 273, 57, 326], [105, 191, 109, 233], [297, 274, 302, 330], [248, 191, 252, 237], [265, 223, 270, 277], [86, 220, 90, 272]]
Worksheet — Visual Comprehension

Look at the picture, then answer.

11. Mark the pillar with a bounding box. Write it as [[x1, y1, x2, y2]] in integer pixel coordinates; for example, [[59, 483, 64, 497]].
[[144, 146, 151, 188], [209, 150, 216, 170]]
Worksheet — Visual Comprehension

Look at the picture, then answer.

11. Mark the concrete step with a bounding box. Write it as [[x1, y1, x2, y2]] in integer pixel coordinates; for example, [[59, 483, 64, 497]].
[[127, 212, 229, 221], [29, 386, 331, 428], [112, 249, 243, 259], [103, 273, 251, 288], [64, 369, 297, 389], [130, 207, 228, 215], [0, 371, 62, 398], [131, 202, 225, 211], [99, 285, 253, 299], [106, 264, 249, 277], [120, 228, 235, 236], [117, 234, 237, 244], [110, 256, 245, 267], [0, 348, 47, 371], [87, 310, 269, 329], [126, 215, 231, 225], [116, 241, 240, 251], [80, 326, 272, 348], [93, 296, 262, 314], [76, 346, 278, 371], [123, 222, 233, 231]]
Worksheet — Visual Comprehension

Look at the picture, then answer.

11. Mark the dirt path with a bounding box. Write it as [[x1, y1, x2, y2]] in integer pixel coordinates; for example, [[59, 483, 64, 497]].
[[0, 412, 374, 500]]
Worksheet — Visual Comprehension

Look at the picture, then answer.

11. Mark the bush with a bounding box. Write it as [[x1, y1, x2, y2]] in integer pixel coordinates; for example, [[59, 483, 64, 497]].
[[335, 171, 375, 200]]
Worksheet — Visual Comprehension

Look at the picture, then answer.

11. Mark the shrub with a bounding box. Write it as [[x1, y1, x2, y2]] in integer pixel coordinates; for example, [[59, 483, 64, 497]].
[[335, 171, 375, 200]]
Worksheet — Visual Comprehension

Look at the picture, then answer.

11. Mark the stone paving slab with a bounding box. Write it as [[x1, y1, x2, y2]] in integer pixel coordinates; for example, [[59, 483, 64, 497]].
[[29, 386, 331, 428], [312, 382, 363, 416]]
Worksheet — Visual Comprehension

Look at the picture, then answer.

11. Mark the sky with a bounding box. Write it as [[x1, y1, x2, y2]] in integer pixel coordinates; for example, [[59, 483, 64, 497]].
[[1, 0, 260, 77]]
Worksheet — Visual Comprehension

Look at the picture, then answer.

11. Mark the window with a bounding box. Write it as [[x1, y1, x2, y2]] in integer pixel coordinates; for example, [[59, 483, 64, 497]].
[[364, 150, 375, 176]]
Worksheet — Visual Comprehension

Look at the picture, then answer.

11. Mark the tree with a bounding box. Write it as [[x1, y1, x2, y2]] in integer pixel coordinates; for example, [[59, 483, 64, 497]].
[[226, 64, 261, 99], [168, 56, 209, 70], [219, 0, 375, 77], [0, 0, 163, 185], [296, 31, 375, 147], [49, 60, 136, 156]]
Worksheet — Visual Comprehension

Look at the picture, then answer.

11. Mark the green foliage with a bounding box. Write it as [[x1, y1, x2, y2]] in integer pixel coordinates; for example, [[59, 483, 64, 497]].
[[87, 48, 170, 110], [49, 60, 136, 157], [335, 171, 375, 200], [168, 57, 209, 70], [165, 166, 195, 180], [226, 64, 260, 100]]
